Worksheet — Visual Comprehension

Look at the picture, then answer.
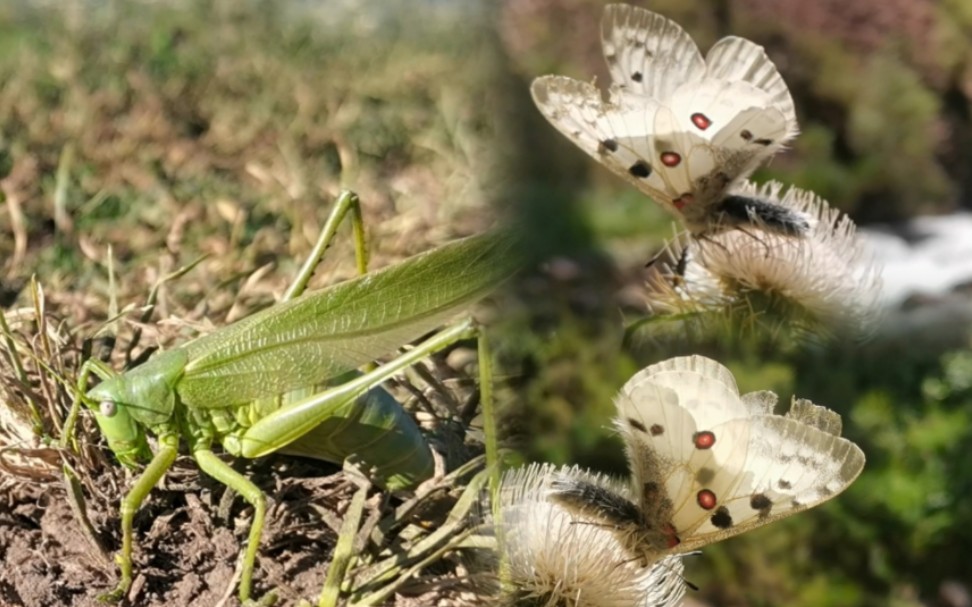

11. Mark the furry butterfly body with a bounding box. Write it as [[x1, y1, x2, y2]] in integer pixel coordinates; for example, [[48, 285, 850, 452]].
[[532, 4, 808, 237], [550, 355, 865, 565]]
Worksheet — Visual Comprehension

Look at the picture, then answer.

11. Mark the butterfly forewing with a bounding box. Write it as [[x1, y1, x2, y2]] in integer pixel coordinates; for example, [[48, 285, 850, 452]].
[[636, 355, 739, 389], [615, 382, 694, 487], [601, 3, 704, 98], [532, 76, 683, 215]]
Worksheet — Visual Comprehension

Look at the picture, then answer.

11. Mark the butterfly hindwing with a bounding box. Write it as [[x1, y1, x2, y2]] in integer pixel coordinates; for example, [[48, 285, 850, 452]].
[[704, 36, 798, 132], [673, 411, 864, 549], [616, 355, 865, 554]]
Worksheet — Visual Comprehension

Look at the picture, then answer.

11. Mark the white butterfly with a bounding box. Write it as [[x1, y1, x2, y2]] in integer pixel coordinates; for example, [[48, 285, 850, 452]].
[[549, 355, 865, 564], [532, 4, 807, 237]]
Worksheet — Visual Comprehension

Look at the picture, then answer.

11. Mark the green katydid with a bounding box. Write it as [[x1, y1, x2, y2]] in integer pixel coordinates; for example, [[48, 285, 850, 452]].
[[67, 190, 520, 603]]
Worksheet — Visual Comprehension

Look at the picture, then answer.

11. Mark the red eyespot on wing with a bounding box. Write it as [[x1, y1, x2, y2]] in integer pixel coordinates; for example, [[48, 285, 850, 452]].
[[660, 152, 681, 167], [673, 193, 693, 209], [691, 112, 712, 130], [693, 430, 716, 450], [696, 489, 717, 510]]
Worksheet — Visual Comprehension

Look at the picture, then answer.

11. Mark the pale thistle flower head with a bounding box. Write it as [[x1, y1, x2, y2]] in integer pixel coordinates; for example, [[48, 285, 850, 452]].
[[645, 181, 883, 341], [498, 463, 686, 607]]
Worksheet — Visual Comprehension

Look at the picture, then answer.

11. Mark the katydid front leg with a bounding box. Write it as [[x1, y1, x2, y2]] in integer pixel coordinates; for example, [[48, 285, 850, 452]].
[[100, 433, 179, 602]]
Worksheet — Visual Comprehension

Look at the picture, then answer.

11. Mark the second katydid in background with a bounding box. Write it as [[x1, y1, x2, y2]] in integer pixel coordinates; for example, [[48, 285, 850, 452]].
[[68, 190, 521, 604]]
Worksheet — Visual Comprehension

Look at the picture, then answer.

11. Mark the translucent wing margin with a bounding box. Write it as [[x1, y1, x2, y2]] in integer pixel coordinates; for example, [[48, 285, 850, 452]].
[[601, 3, 704, 99]]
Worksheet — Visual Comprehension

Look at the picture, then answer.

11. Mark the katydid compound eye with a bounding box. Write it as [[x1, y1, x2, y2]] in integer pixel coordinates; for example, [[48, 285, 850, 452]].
[[99, 400, 117, 417]]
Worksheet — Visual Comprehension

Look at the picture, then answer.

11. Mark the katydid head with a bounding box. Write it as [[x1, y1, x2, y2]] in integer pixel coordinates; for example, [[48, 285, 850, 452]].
[[84, 388, 151, 468], [84, 349, 188, 468]]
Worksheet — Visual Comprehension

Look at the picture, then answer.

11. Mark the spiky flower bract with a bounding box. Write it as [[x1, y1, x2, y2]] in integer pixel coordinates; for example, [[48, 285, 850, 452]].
[[498, 462, 686, 607], [644, 181, 883, 342]]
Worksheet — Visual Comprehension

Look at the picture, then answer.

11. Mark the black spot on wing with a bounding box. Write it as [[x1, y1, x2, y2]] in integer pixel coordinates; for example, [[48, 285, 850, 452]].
[[629, 160, 652, 178], [628, 417, 648, 433], [750, 493, 772, 516], [631, 71, 643, 83], [710, 506, 733, 529], [599, 138, 619, 154]]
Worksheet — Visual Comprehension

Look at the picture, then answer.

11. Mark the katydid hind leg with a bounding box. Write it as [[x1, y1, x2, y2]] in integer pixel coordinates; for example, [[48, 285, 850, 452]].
[[193, 448, 271, 604], [239, 319, 478, 460], [282, 190, 369, 302], [281, 383, 435, 490]]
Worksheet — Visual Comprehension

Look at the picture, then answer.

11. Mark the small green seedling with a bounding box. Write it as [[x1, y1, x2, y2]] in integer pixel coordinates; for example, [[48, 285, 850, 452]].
[[66, 190, 519, 603]]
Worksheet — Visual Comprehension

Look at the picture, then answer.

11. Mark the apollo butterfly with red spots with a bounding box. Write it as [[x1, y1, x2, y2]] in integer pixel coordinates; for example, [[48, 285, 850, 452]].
[[549, 355, 864, 564], [531, 4, 811, 237]]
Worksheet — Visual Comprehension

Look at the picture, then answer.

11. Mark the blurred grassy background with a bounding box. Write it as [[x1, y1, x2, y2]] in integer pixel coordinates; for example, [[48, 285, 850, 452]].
[[0, 0, 513, 316], [2, 0, 972, 605]]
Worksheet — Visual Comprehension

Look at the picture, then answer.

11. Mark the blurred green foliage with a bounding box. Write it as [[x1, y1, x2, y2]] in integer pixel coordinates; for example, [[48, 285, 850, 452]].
[[497, 0, 972, 605]]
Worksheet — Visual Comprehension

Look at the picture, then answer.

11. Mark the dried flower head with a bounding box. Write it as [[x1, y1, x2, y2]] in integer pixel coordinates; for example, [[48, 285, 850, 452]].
[[645, 181, 883, 340], [497, 462, 686, 607]]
